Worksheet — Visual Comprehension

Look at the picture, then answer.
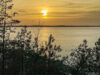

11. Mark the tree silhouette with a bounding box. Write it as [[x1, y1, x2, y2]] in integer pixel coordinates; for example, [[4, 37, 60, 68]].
[[0, 26, 66, 75], [92, 38, 100, 74], [64, 40, 94, 75], [0, 0, 20, 75]]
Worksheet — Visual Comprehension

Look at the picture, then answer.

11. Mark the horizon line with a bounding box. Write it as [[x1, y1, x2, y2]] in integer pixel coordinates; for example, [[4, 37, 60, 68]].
[[0, 25, 100, 27]]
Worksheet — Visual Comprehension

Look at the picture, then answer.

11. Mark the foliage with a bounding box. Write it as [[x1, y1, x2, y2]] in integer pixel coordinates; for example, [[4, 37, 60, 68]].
[[0, 0, 20, 75], [63, 39, 100, 75], [0, 26, 100, 75], [0, 27, 66, 75], [0, 0, 100, 75], [92, 38, 100, 73]]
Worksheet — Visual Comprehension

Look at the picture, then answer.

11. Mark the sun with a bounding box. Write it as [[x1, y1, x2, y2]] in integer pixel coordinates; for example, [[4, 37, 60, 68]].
[[41, 10, 48, 16]]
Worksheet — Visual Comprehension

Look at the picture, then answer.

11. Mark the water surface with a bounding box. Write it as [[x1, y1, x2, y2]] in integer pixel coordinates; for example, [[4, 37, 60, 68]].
[[10, 27, 100, 55]]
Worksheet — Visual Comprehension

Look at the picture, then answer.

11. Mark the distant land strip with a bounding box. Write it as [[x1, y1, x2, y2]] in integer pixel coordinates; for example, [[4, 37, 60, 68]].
[[0, 25, 100, 27]]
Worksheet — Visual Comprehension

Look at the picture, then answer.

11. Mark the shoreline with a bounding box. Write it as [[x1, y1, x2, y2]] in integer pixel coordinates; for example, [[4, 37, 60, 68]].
[[0, 25, 100, 27]]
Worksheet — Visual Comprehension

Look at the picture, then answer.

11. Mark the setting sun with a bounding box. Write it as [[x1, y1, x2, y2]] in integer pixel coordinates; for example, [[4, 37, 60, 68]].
[[41, 10, 48, 16], [1, 0, 100, 75]]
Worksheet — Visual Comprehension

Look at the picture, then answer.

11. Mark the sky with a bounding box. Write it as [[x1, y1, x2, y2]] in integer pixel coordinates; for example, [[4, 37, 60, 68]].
[[13, 0, 100, 26]]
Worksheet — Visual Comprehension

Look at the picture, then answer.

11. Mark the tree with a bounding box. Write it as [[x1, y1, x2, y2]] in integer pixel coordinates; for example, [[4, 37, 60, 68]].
[[0, 26, 66, 75], [64, 40, 93, 75], [0, 0, 20, 75], [22, 33, 65, 75], [92, 38, 100, 74]]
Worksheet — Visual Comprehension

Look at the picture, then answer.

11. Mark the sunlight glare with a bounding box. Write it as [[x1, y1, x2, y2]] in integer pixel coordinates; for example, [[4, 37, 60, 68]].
[[42, 10, 48, 16]]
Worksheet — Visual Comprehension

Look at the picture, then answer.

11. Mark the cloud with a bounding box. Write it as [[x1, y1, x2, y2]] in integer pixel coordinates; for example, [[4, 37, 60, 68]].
[[88, 10, 100, 14], [46, 1, 91, 9], [82, 10, 100, 18], [18, 9, 26, 12], [49, 11, 84, 15], [14, 0, 100, 25]]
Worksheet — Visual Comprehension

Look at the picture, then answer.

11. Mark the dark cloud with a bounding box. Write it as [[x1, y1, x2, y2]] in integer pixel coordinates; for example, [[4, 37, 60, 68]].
[[88, 10, 100, 14], [49, 11, 84, 15], [18, 9, 26, 12], [47, 2, 91, 9]]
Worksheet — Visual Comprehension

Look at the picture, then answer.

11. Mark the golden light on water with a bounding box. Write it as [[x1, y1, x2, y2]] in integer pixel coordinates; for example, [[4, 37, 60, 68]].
[[41, 10, 48, 16]]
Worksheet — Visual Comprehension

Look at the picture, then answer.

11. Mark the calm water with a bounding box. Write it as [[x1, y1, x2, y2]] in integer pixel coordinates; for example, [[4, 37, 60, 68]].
[[10, 27, 100, 55]]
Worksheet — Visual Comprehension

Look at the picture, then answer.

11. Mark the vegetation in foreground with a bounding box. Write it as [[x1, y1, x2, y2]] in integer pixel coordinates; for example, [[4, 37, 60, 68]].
[[0, 27, 100, 75], [0, 0, 100, 75]]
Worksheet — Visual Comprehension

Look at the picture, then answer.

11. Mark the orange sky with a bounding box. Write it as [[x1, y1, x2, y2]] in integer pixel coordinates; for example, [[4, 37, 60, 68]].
[[13, 0, 100, 26]]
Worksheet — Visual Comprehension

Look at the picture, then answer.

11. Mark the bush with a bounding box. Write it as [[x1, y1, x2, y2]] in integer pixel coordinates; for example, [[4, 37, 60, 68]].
[[0, 27, 65, 75]]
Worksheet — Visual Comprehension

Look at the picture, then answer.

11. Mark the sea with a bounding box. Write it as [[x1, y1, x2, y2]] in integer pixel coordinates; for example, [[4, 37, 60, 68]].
[[10, 27, 100, 55]]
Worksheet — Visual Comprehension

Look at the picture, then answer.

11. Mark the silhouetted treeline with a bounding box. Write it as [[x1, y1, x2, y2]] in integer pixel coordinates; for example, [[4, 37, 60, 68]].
[[63, 40, 100, 75], [0, 28, 66, 75], [0, 27, 100, 75]]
